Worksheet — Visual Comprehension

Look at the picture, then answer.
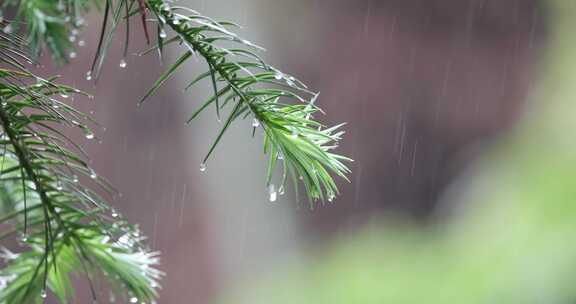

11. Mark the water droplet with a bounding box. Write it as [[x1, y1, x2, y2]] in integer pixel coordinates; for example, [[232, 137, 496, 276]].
[[85, 131, 94, 139], [277, 153, 284, 160], [69, 52, 77, 59], [252, 118, 260, 128], [69, 35, 76, 42], [160, 3, 171, 12], [108, 292, 116, 303], [21, 235, 28, 242], [40, 289, 47, 298], [89, 169, 97, 179], [56, 181, 63, 191], [199, 163, 207, 172], [3, 24, 13, 34], [328, 194, 335, 202], [279, 186, 285, 196], [274, 73, 283, 80], [111, 210, 119, 218], [60, 93, 69, 98], [268, 184, 277, 202], [75, 17, 85, 26], [130, 297, 138, 303], [291, 128, 299, 139], [159, 29, 167, 38], [72, 175, 79, 183], [119, 59, 127, 68], [78, 40, 85, 47], [86, 71, 92, 81]]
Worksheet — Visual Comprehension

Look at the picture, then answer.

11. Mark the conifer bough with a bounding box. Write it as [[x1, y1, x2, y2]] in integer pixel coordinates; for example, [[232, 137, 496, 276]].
[[0, 0, 351, 302]]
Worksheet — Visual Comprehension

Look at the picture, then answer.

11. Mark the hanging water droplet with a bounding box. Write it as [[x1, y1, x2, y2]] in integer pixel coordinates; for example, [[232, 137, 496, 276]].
[[328, 194, 335, 202], [20, 234, 28, 242], [111, 210, 119, 218], [119, 59, 127, 68], [129, 297, 138, 303], [159, 29, 167, 38], [86, 71, 92, 81], [252, 118, 260, 128], [268, 184, 278, 202], [3, 24, 13, 34], [75, 17, 85, 26], [78, 40, 85, 47], [69, 52, 77, 59], [199, 163, 207, 173], [69, 35, 76, 42], [40, 289, 47, 298], [89, 169, 97, 179], [279, 186, 285, 196], [56, 181, 63, 191], [160, 3, 171, 12], [85, 131, 94, 139], [72, 175, 79, 183], [173, 17, 181, 25], [108, 292, 116, 303], [274, 73, 283, 80], [291, 128, 299, 139], [278, 153, 284, 160], [60, 93, 69, 98]]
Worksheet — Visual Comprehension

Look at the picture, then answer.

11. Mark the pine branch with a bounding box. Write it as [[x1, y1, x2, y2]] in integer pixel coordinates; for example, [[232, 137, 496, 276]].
[[142, 0, 352, 202], [3, 0, 352, 202], [0, 21, 161, 303], [0, 0, 354, 301]]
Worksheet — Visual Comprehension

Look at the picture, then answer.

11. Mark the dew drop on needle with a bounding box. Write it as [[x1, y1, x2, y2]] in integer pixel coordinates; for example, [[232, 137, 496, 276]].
[[269, 184, 278, 202]]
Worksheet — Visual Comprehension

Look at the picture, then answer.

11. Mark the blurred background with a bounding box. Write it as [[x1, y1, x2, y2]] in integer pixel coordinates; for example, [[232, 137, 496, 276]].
[[40, 0, 576, 302]]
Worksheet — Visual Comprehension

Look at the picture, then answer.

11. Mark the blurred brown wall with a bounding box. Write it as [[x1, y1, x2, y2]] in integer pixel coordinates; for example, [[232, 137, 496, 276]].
[[283, 0, 546, 236]]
